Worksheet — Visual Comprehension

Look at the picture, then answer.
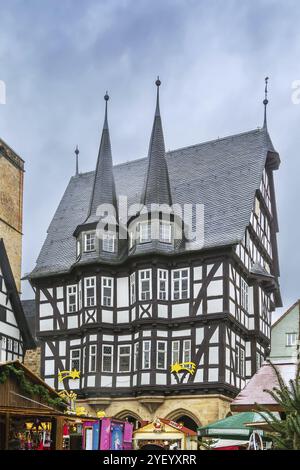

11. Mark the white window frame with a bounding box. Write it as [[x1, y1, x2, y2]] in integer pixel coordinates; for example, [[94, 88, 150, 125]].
[[89, 344, 97, 372], [139, 269, 152, 301], [183, 339, 191, 363], [171, 340, 180, 364], [171, 268, 189, 300], [134, 342, 139, 371], [241, 278, 249, 311], [67, 284, 78, 313], [102, 344, 113, 373], [70, 348, 81, 371], [84, 277, 96, 307], [139, 222, 151, 243], [130, 273, 136, 304], [142, 340, 151, 369], [101, 277, 113, 307], [159, 222, 172, 243], [82, 346, 86, 374], [84, 232, 96, 252], [286, 332, 297, 347], [102, 233, 116, 253], [158, 269, 168, 301], [118, 344, 131, 373], [156, 340, 167, 370], [78, 280, 82, 309]]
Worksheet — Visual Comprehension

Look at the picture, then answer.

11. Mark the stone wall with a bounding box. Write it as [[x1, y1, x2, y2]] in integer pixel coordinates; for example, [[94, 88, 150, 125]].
[[78, 394, 232, 427], [0, 143, 24, 291], [24, 347, 41, 377]]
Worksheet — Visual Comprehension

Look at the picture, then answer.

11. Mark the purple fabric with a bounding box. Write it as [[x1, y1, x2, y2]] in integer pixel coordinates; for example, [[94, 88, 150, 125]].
[[99, 418, 111, 450], [123, 422, 134, 449]]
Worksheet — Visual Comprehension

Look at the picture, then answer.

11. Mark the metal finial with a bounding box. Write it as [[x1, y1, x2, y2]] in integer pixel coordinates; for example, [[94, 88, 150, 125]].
[[103, 91, 109, 129], [263, 76, 269, 128], [74, 145, 79, 176], [155, 76, 161, 87], [263, 76, 269, 105]]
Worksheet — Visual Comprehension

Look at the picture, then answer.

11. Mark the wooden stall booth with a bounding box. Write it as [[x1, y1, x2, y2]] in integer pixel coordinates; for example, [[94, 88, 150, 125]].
[[133, 418, 197, 450], [0, 360, 67, 450]]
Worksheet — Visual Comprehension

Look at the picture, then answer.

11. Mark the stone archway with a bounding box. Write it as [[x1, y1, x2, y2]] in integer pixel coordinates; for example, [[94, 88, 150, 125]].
[[165, 409, 201, 432], [114, 410, 143, 429]]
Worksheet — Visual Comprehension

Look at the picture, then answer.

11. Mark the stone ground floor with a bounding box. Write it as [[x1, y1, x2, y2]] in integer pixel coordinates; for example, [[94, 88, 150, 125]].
[[77, 394, 232, 431]]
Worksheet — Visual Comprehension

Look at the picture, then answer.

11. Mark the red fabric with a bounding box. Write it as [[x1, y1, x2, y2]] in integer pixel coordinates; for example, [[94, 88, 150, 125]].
[[215, 446, 240, 450], [63, 424, 69, 436]]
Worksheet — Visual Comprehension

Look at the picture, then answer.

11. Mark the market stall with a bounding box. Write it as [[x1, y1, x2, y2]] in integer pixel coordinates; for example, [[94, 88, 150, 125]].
[[198, 412, 273, 450], [0, 361, 67, 450], [133, 418, 197, 450]]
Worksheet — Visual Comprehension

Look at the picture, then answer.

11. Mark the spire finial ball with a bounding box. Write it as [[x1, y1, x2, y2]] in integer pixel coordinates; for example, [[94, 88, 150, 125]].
[[104, 92, 109, 101], [155, 77, 161, 87]]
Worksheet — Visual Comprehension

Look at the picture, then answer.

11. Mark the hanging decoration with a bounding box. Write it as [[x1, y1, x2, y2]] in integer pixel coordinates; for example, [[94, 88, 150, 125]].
[[170, 362, 196, 375], [58, 370, 80, 382]]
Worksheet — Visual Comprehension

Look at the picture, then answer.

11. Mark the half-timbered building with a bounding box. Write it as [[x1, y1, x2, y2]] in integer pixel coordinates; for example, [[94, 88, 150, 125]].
[[0, 239, 35, 362], [28, 79, 281, 428]]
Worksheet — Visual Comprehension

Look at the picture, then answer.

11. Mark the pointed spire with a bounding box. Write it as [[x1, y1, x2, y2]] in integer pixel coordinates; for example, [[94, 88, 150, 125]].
[[263, 76, 269, 129], [88, 92, 118, 219], [141, 77, 172, 207], [74, 145, 79, 176]]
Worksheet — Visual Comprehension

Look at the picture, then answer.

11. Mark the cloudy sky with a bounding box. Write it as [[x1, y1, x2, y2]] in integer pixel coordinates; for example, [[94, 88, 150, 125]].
[[0, 0, 299, 318]]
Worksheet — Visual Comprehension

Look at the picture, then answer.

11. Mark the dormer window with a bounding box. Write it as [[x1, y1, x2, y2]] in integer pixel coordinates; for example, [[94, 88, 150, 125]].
[[159, 222, 172, 243], [84, 232, 95, 252], [102, 233, 116, 253], [140, 222, 151, 243]]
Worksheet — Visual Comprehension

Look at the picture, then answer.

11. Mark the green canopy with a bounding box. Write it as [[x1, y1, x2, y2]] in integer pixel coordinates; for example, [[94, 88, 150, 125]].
[[198, 412, 268, 440]]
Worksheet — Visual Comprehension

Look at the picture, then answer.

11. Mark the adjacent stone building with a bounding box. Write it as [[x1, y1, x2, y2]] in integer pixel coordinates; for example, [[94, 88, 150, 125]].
[[0, 139, 24, 292]]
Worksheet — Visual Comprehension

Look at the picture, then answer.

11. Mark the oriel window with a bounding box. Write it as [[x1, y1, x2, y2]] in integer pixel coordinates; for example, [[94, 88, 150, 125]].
[[84, 277, 96, 307], [102, 277, 113, 306], [118, 345, 131, 372]]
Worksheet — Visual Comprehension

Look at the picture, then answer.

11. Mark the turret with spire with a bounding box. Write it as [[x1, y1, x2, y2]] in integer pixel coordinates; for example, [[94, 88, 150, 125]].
[[141, 77, 172, 208], [88, 92, 118, 220], [73, 92, 119, 259]]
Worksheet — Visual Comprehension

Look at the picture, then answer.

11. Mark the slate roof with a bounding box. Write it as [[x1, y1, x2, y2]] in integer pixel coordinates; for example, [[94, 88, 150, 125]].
[[29, 126, 278, 279], [21, 299, 38, 343]]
